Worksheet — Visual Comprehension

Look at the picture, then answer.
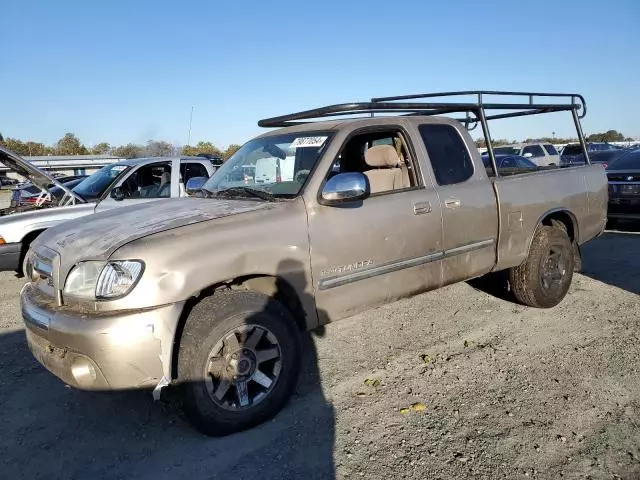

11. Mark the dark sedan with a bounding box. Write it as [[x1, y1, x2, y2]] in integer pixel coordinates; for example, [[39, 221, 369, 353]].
[[560, 143, 623, 166], [481, 154, 538, 171], [18, 176, 88, 206], [606, 150, 640, 226], [10, 174, 87, 207]]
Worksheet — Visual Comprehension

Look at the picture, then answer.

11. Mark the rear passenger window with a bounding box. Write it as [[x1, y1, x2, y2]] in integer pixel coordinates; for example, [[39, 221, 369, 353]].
[[522, 145, 545, 157], [181, 163, 209, 183], [544, 144, 558, 155], [418, 124, 474, 186]]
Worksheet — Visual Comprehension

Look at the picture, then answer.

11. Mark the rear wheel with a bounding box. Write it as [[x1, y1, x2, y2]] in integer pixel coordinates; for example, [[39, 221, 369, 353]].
[[509, 225, 574, 308], [177, 290, 302, 436]]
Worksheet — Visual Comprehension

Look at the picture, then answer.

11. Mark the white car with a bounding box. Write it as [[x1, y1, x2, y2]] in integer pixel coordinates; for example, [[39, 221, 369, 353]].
[[492, 143, 560, 167], [0, 146, 215, 275]]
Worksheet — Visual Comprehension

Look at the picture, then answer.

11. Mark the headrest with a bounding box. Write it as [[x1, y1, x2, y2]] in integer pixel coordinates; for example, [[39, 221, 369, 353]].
[[160, 172, 171, 184], [365, 144, 400, 168]]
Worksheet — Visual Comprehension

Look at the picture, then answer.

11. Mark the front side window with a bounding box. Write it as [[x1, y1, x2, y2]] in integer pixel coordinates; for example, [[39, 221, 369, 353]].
[[522, 145, 546, 157], [419, 124, 474, 186], [330, 129, 419, 195], [121, 162, 172, 198], [203, 132, 333, 198]]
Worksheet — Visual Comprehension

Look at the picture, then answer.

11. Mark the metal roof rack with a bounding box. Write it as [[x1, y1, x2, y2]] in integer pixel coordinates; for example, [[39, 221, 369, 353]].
[[257, 90, 591, 168], [258, 91, 586, 128]]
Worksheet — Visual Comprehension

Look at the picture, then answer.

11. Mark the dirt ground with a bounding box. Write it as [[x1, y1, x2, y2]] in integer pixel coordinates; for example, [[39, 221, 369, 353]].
[[1, 228, 639, 479]]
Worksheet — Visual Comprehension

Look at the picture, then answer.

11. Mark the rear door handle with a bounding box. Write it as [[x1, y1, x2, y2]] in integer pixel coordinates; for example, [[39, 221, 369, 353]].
[[413, 201, 431, 215], [444, 198, 461, 209]]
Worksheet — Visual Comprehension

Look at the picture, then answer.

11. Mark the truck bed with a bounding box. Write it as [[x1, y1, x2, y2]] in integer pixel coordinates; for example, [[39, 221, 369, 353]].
[[492, 164, 607, 271]]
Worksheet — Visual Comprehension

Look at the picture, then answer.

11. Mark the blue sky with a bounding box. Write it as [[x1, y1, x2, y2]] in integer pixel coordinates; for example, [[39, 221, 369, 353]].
[[1, 0, 638, 148]]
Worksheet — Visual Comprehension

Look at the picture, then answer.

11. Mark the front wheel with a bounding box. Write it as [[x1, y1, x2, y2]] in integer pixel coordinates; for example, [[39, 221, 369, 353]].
[[509, 225, 574, 308], [177, 290, 302, 436]]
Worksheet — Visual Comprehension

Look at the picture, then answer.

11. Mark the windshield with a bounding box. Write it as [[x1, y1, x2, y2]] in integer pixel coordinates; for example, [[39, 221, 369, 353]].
[[493, 146, 520, 155], [562, 144, 583, 156], [608, 151, 640, 170], [202, 132, 333, 198], [72, 163, 131, 200]]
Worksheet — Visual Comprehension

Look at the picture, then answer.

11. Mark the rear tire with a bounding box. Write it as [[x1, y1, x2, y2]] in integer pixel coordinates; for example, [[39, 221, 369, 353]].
[[177, 289, 302, 436], [509, 225, 574, 308]]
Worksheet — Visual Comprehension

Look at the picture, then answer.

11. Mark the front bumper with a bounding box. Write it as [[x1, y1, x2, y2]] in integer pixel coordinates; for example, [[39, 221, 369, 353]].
[[0, 242, 21, 271], [608, 197, 640, 220], [21, 283, 185, 391]]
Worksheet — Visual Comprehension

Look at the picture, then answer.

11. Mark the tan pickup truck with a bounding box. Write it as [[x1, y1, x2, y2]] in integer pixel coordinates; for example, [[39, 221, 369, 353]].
[[20, 91, 607, 436]]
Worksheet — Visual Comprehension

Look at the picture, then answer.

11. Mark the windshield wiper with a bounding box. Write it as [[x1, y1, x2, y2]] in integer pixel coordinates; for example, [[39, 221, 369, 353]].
[[206, 186, 276, 202]]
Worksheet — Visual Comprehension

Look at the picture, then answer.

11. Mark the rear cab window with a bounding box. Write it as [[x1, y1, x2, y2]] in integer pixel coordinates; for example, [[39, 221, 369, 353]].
[[544, 144, 558, 155], [418, 124, 474, 186]]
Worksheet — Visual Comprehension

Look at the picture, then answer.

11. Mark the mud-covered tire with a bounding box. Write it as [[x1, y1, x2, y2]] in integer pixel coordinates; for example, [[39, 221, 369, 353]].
[[177, 289, 302, 436], [509, 225, 574, 308]]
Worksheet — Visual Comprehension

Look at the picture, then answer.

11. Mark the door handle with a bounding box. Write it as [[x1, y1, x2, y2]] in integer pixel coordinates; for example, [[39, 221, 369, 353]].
[[444, 198, 461, 209], [413, 201, 431, 215]]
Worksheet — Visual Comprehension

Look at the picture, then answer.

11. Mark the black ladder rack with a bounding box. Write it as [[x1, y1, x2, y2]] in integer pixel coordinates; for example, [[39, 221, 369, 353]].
[[257, 90, 591, 169]]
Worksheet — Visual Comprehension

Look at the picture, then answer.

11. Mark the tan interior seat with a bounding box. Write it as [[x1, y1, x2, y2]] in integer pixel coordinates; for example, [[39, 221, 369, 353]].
[[363, 145, 403, 194]]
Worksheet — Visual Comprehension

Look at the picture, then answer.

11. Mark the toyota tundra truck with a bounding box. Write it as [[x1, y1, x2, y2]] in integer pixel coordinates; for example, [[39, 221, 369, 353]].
[[20, 91, 607, 436]]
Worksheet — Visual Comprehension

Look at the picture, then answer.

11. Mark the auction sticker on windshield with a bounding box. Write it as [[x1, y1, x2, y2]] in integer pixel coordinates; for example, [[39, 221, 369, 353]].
[[290, 136, 328, 148]]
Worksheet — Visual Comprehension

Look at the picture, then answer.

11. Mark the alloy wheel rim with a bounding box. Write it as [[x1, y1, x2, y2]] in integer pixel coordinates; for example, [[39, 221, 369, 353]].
[[540, 246, 567, 290], [204, 324, 282, 411]]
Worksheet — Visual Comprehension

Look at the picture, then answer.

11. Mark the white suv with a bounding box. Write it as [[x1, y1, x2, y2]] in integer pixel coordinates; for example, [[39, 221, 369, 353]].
[[492, 143, 560, 166]]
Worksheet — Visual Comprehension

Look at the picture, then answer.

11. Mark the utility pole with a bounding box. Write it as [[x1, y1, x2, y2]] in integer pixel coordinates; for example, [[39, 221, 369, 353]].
[[187, 106, 195, 146]]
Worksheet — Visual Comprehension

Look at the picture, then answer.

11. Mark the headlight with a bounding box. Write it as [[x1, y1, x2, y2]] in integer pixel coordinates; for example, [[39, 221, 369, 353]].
[[64, 260, 144, 299], [96, 261, 144, 299]]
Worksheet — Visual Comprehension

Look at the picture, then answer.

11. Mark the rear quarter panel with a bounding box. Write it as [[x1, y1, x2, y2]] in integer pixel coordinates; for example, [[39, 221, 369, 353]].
[[493, 165, 607, 270]]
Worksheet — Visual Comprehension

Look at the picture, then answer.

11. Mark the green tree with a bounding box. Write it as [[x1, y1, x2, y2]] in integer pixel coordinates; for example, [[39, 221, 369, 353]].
[[182, 141, 222, 157], [223, 144, 241, 160], [2, 138, 29, 155], [91, 142, 111, 155], [586, 130, 625, 143], [113, 143, 143, 159], [0, 132, 4, 142], [144, 140, 174, 157], [56, 133, 88, 155], [24, 142, 47, 155]]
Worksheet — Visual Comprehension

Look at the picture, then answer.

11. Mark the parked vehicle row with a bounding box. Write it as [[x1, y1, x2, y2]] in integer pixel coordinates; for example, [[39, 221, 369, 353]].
[[0, 155, 215, 275], [491, 142, 560, 166], [605, 149, 640, 226], [9, 91, 607, 437], [560, 142, 623, 166]]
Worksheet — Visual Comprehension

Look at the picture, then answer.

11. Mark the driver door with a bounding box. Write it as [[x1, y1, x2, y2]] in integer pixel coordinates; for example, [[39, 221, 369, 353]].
[[306, 125, 444, 323], [95, 159, 179, 213]]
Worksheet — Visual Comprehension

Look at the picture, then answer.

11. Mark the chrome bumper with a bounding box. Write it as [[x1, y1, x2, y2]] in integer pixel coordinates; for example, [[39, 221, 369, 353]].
[[21, 283, 184, 391]]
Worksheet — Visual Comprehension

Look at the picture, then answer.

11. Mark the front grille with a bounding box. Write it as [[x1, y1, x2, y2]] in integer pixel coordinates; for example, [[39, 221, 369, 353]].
[[607, 173, 640, 182], [31, 246, 59, 300], [33, 252, 53, 278]]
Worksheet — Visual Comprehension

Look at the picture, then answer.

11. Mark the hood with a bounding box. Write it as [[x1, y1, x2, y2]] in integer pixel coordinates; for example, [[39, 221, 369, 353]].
[[0, 146, 84, 203], [33, 197, 274, 265]]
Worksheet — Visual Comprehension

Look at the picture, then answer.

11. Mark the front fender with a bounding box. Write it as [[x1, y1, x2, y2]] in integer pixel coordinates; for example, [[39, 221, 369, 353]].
[[87, 200, 317, 325]]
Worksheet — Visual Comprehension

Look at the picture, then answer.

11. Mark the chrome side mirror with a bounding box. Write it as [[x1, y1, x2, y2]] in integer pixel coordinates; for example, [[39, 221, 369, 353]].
[[185, 176, 208, 195], [321, 172, 369, 205]]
